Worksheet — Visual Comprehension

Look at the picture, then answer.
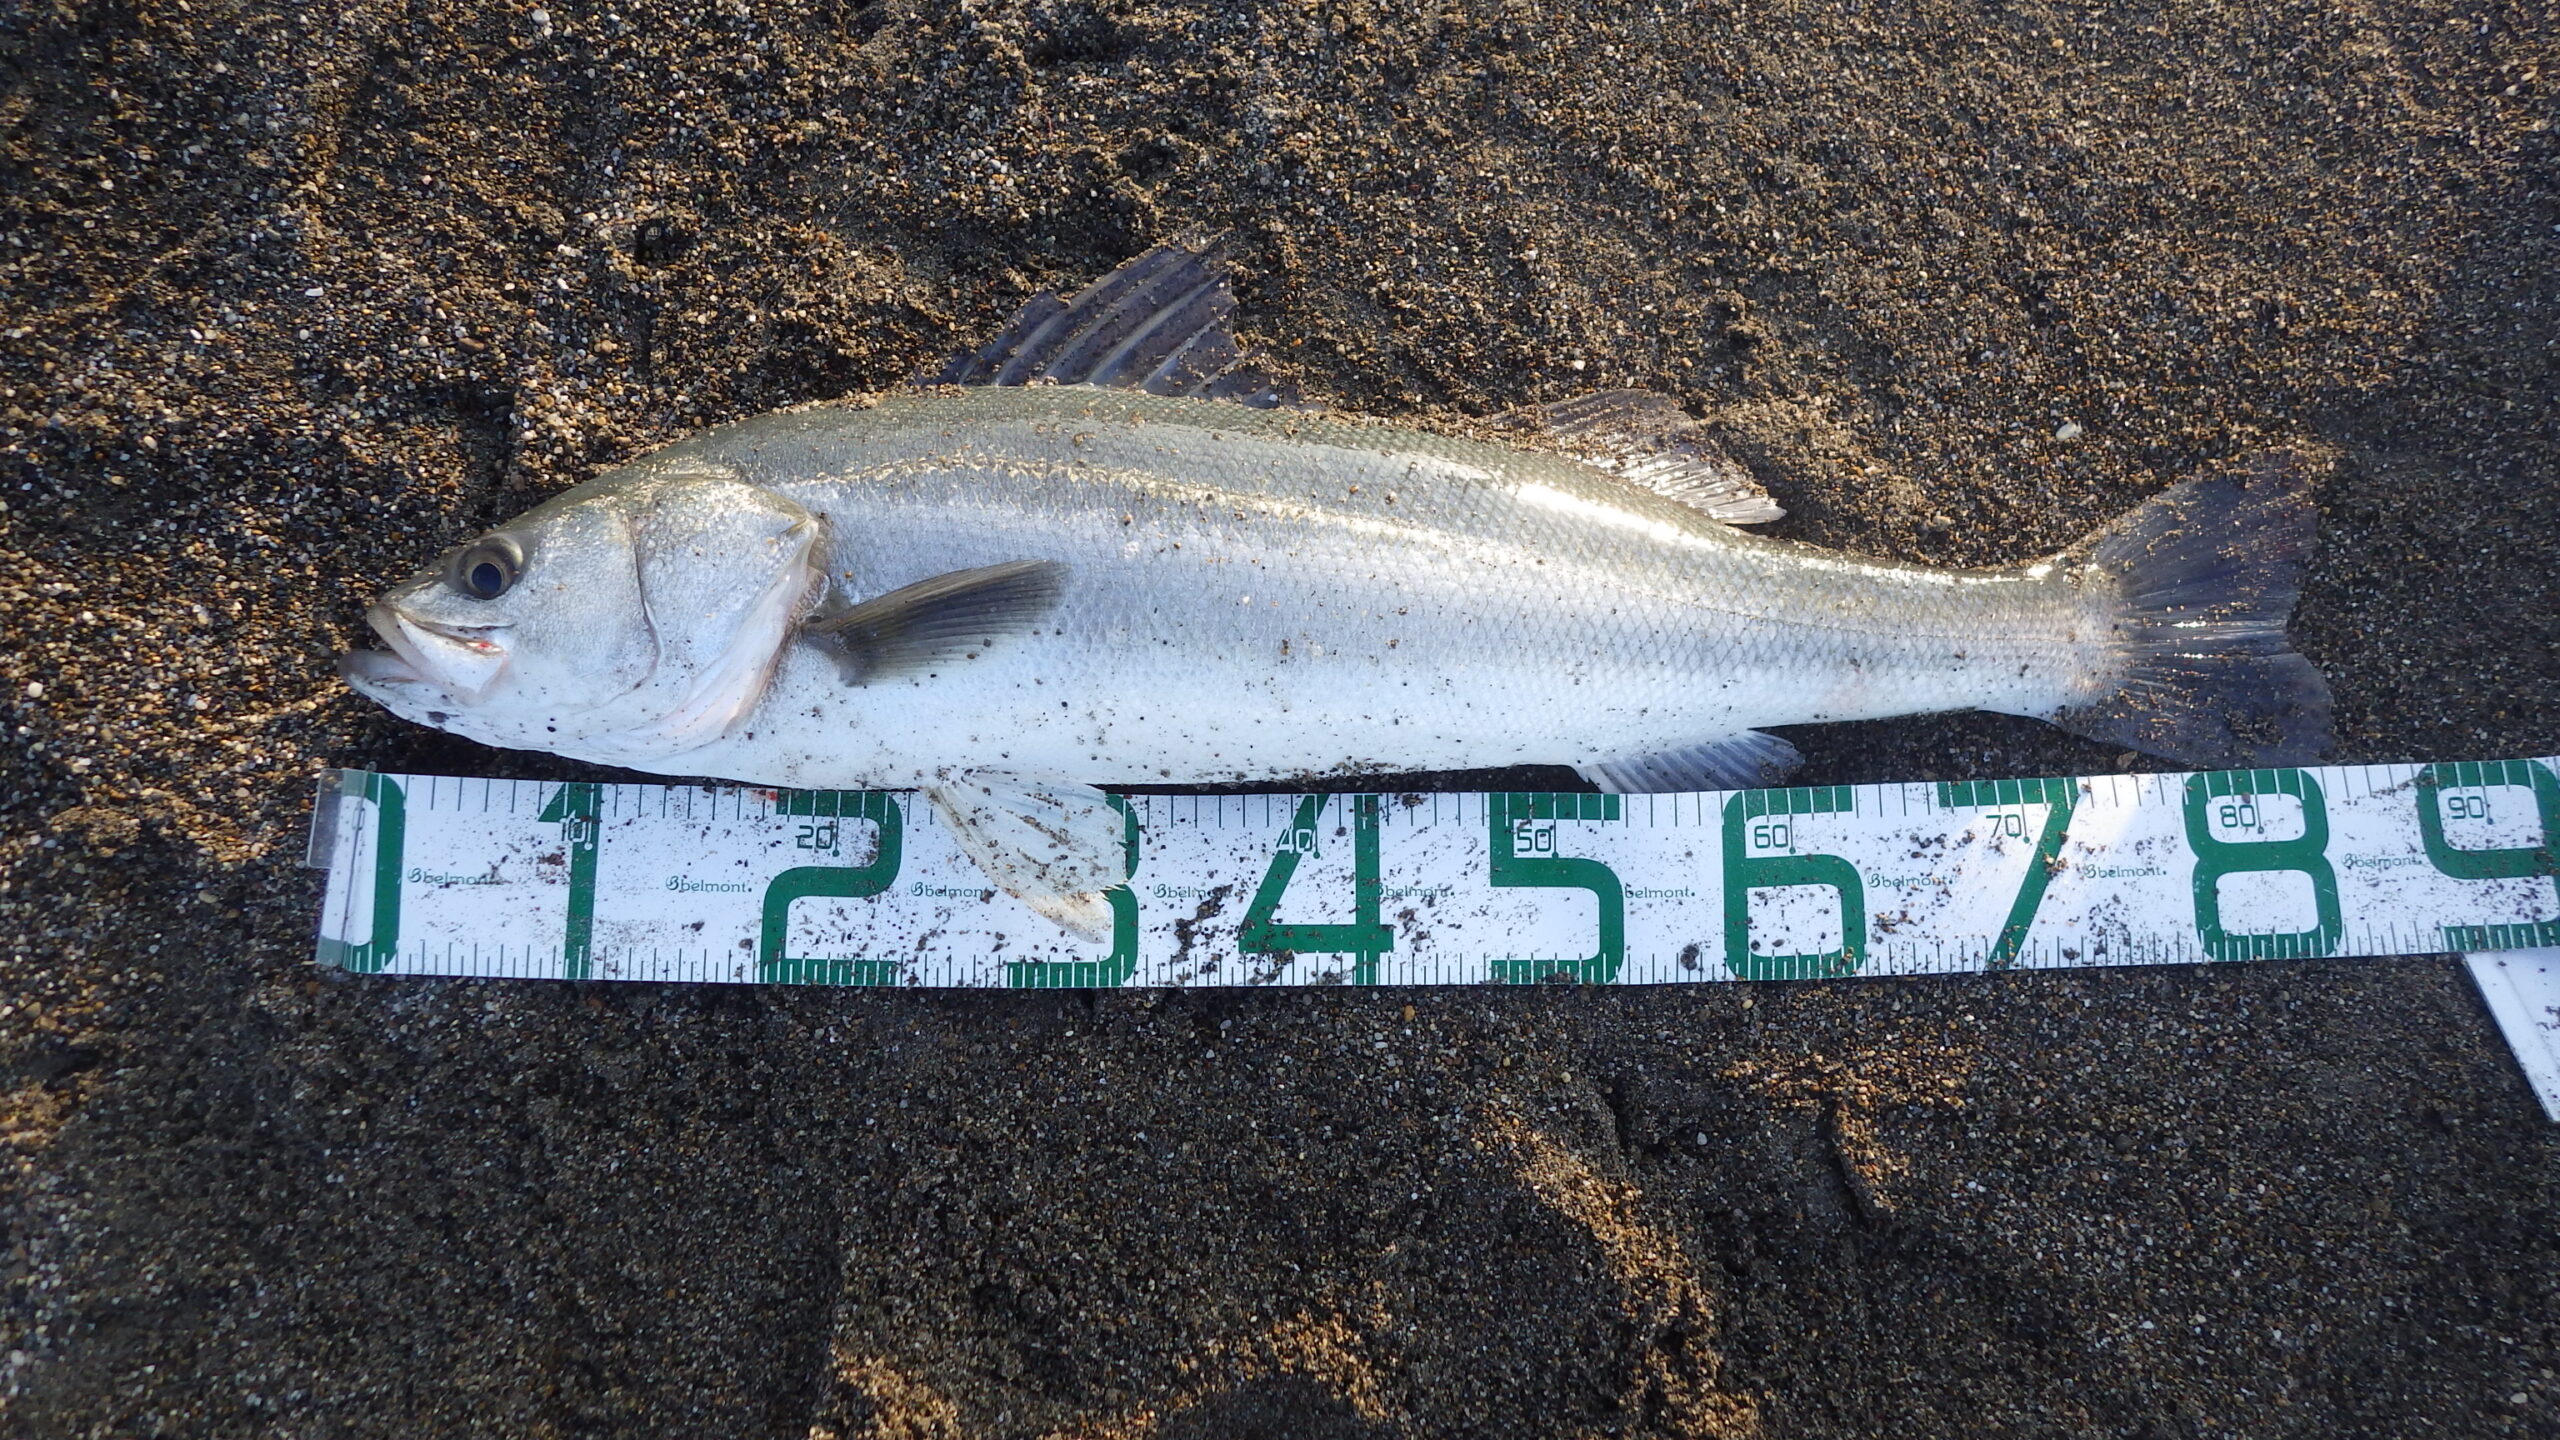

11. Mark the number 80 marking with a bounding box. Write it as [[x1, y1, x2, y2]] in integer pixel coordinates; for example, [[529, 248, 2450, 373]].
[[2182, 770, 2341, 961]]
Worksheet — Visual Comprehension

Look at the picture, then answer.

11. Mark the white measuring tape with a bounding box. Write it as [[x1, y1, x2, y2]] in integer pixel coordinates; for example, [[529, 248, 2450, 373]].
[[2468, 948, 2560, 1121], [305, 759, 2560, 1115], [310, 757, 2560, 989]]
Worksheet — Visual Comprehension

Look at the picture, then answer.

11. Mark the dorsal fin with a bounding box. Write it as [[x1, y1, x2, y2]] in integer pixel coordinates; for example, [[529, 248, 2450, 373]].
[[935, 237, 1294, 408], [1494, 389, 1784, 526]]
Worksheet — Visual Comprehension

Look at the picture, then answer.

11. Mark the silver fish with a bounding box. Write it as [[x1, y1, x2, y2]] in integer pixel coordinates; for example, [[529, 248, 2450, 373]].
[[341, 241, 2330, 934]]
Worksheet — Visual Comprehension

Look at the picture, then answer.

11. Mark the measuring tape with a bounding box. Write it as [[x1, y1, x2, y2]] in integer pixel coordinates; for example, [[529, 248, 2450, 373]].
[[309, 757, 2560, 991], [305, 758, 2560, 1119]]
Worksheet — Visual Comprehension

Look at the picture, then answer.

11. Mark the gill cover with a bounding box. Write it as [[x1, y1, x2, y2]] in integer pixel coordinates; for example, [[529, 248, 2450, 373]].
[[564, 463, 828, 764]]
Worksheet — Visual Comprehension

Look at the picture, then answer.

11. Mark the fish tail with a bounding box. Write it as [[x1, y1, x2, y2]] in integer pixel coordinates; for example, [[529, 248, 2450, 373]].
[[2048, 451, 2333, 767]]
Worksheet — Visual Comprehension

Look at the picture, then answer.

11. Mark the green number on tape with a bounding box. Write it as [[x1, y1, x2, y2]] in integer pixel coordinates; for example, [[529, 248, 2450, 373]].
[[1722, 787, 1865, 979], [537, 781, 602, 980], [1238, 794, 1392, 982], [758, 792, 903, 985], [316, 771, 405, 974], [1008, 795, 1144, 989], [2183, 770, 2342, 960], [2418, 760, 2560, 950], [1487, 793, 1625, 984], [1935, 777, 2078, 969]]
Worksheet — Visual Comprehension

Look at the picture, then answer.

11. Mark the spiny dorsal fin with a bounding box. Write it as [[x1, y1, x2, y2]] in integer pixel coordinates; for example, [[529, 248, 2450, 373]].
[[935, 237, 1293, 408], [804, 560, 1068, 685], [1494, 388, 1784, 526]]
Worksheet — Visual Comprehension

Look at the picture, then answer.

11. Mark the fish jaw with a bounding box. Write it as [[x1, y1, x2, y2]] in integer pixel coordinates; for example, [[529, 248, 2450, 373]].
[[381, 601, 511, 697], [335, 601, 512, 723]]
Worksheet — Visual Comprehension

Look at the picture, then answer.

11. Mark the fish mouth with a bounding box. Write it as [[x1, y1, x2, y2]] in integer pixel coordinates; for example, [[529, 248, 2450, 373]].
[[336, 603, 513, 700]]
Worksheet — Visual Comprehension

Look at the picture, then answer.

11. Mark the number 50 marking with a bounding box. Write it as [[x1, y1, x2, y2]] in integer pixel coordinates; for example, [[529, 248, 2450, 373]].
[[1486, 792, 1624, 985]]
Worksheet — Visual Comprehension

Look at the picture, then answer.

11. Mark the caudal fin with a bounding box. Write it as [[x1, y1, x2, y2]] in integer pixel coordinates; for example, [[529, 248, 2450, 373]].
[[2051, 451, 2333, 768]]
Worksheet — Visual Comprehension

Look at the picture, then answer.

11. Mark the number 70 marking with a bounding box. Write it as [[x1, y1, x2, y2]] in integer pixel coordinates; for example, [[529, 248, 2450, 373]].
[[1933, 779, 2079, 970]]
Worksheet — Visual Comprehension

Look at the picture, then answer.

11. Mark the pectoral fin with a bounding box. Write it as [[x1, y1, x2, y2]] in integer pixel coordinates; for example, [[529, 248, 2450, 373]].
[[805, 560, 1068, 684], [923, 775, 1130, 941]]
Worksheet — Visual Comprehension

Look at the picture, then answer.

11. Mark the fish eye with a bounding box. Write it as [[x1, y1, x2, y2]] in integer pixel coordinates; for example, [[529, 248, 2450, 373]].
[[447, 534, 525, 600]]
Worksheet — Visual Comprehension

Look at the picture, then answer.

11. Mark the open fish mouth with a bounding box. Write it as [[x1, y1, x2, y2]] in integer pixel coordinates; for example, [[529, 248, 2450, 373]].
[[336, 603, 512, 700]]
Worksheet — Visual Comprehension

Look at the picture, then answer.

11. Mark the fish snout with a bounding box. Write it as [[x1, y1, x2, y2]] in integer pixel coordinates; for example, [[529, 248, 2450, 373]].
[[340, 601, 512, 700]]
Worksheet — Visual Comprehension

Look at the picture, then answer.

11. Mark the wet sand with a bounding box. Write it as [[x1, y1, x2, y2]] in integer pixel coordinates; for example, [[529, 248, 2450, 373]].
[[3, 2, 2556, 1435]]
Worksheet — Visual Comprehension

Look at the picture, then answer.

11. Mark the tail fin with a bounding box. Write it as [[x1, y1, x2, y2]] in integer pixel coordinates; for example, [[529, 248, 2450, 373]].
[[2051, 451, 2333, 767]]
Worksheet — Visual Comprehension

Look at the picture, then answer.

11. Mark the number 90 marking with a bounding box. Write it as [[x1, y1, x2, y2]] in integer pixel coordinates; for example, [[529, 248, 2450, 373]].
[[2438, 792, 2494, 822]]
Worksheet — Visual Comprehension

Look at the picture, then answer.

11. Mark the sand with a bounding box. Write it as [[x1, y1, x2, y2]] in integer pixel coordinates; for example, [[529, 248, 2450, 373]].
[[2, 1, 2556, 1434]]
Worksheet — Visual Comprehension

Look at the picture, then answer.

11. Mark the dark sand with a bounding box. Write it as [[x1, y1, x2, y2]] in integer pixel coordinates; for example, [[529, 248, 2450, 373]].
[[4, 2, 2557, 1435]]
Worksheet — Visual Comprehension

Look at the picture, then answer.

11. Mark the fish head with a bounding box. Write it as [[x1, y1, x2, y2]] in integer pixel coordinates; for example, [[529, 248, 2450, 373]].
[[338, 461, 826, 763]]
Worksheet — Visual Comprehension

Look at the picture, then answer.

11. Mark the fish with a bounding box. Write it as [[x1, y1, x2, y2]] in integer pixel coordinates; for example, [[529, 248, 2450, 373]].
[[340, 239, 2331, 936]]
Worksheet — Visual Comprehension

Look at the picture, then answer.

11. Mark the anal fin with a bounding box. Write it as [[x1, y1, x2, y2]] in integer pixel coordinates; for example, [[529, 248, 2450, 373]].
[[923, 776, 1130, 940], [1494, 388, 1783, 526], [1574, 732, 1803, 794]]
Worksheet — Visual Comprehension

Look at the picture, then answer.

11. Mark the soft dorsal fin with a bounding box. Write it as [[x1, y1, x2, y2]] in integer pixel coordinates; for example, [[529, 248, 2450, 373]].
[[1494, 389, 1784, 526], [935, 237, 1293, 408], [804, 560, 1068, 685]]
